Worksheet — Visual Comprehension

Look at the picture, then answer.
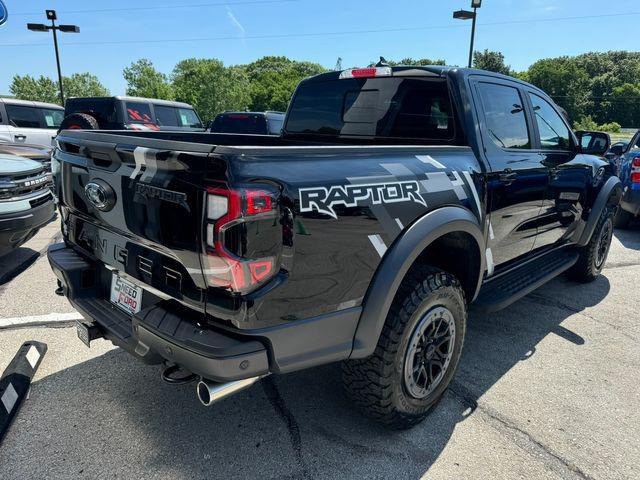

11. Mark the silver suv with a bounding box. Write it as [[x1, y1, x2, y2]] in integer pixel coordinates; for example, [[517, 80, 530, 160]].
[[0, 153, 54, 256], [0, 98, 64, 147]]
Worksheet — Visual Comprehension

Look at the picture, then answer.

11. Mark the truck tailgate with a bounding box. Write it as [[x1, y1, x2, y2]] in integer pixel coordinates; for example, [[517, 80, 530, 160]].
[[54, 131, 214, 309]]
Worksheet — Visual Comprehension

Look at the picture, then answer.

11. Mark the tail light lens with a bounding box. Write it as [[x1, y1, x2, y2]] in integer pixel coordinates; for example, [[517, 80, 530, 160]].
[[632, 156, 640, 183], [203, 186, 278, 293]]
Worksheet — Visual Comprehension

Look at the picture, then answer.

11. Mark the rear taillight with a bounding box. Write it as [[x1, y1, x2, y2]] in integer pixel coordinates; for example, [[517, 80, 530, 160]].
[[339, 66, 392, 79], [203, 186, 278, 293], [632, 156, 640, 184]]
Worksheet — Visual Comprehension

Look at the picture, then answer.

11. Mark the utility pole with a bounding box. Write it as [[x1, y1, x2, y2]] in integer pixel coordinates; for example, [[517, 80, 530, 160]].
[[453, 1, 482, 68], [27, 10, 80, 105]]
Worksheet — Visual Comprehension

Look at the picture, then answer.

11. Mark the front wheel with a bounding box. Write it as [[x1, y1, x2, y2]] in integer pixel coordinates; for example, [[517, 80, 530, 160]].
[[567, 206, 615, 282], [342, 267, 466, 429]]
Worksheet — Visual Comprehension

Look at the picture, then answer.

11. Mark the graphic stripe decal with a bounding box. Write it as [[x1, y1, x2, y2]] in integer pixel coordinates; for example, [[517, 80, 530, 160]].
[[462, 171, 482, 219], [131, 147, 148, 179], [368, 234, 387, 257], [416, 155, 445, 169]]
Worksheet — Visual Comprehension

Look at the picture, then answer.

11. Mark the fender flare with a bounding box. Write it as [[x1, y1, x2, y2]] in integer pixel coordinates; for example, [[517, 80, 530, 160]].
[[577, 176, 622, 247], [350, 206, 486, 359]]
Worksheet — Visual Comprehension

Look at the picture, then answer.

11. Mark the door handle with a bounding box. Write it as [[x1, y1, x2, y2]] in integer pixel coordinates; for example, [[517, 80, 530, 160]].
[[14, 134, 26, 140], [499, 170, 518, 185]]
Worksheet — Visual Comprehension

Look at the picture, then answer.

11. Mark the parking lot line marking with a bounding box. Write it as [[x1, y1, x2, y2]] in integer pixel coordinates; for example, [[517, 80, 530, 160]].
[[0, 312, 83, 330]]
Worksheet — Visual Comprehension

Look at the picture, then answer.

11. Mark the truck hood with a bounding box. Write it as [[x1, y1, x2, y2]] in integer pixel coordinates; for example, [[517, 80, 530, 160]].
[[0, 154, 43, 174]]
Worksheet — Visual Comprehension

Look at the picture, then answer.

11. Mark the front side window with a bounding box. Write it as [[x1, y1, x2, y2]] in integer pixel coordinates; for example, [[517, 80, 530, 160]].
[[529, 93, 571, 151], [477, 82, 530, 150], [41, 108, 64, 128], [177, 108, 202, 128], [126, 102, 153, 124]]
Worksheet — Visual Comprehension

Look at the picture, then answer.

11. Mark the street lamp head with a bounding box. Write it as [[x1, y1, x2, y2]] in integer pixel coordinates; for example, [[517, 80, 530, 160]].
[[45, 10, 57, 21], [453, 10, 475, 20], [27, 23, 49, 32], [58, 25, 80, 33], [471, 0, 482, 7]]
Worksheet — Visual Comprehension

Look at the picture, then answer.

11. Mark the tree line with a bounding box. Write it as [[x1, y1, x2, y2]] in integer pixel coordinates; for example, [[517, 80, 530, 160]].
[[7, 51, 640, 127]]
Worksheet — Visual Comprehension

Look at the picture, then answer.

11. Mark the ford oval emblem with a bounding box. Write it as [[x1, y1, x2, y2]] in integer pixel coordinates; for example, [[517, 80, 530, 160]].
[[85, 180, 116, 212], [0, 1, 7, 27]]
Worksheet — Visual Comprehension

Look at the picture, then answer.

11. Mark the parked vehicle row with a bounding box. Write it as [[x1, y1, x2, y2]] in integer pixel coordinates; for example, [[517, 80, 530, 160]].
[[613, 131, 640, 228], [49, 65, 619, 430]]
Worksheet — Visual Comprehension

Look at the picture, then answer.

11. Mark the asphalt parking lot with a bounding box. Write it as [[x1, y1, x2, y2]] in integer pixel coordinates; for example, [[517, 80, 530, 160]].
[[0, 220, 638, 479]]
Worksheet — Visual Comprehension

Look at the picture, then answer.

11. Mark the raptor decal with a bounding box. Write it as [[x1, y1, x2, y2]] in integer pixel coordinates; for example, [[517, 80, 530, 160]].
[[299, 181, 426, 219]]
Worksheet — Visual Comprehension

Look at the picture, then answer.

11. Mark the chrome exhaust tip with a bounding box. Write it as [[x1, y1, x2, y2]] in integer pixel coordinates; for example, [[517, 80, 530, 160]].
[[196, 376, 263, 407]]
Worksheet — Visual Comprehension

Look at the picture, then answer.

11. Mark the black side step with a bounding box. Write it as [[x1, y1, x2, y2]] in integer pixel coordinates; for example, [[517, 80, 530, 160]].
[[473, 249, 579, 313]]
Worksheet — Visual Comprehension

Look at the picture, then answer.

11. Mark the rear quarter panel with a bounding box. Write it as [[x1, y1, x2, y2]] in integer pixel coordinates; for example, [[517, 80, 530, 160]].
[[212, 146, 486, 328]]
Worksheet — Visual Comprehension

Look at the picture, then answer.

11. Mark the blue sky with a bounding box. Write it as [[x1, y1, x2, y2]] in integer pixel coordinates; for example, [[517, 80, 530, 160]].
[[0, 0, 638, 96]]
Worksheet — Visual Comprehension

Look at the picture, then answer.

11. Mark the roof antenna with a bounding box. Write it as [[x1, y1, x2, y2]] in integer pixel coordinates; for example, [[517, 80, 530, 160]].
[[375, 56, 389, 67]]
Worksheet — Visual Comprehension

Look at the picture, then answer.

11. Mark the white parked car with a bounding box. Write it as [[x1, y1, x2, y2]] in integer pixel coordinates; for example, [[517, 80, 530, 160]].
[[0, 98, 64, 147]]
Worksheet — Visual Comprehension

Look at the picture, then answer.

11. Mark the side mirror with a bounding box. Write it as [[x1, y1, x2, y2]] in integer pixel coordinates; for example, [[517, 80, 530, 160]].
[[609, 144, 625, 155], [575, 130, 610, 156]]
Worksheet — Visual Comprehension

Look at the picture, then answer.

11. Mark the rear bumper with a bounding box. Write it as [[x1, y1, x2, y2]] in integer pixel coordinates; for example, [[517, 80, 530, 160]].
[[0, 197, 55, 256], [48, 243, 360, 381], [620, 187, 640, 216]]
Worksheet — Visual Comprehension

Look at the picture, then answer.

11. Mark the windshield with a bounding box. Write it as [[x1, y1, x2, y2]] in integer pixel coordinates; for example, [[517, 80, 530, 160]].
[[285, 77, 455, 141], [211, 113, 268, 134]]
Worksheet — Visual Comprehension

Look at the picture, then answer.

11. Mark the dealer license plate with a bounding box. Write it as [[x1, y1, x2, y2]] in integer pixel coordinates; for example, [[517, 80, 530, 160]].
[[110, 273, 143, 315]]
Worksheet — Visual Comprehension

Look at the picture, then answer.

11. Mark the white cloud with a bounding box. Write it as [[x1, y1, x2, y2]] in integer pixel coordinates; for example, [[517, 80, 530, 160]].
[[226, 7, 245, 37]]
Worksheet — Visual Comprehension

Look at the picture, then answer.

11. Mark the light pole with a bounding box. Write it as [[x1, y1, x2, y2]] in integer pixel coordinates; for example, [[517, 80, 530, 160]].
[[453, 0, 482, 68], [27, 10, 80, 105]]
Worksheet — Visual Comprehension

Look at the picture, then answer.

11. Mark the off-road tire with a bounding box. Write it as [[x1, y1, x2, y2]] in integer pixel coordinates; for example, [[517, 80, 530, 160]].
[[342, 267, 466, 429], [613, 208, 633, 229], [567, 206, 615, 282], [58, 113, 99, 132]]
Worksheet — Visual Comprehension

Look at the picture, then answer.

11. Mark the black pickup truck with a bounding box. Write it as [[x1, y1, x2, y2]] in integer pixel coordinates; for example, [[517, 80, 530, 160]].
[[48, 66, 621, 429]]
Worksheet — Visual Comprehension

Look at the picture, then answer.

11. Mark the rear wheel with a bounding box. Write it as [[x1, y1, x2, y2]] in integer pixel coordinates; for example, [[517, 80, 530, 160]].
[[568, 206, 615, 282], [342, 267, 466, 429], [58, 113, 99, 132]]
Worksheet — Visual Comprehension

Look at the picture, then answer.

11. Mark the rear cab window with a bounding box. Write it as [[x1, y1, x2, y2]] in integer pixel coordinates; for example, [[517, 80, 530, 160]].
[[284, 77, 456, 141], [6, 104, 64, 129]]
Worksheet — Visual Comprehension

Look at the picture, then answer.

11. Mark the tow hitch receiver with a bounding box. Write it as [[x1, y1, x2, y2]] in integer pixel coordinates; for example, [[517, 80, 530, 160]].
[[76, 320, 103, 347]]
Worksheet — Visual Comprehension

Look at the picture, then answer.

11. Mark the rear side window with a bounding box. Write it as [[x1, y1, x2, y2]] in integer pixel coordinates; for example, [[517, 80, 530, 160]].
[[211, 114, 268, 134], [126, 102, 153, 124], [6, 104, 63, 128], [65, 99, 118, 127], [477, 83, 530, 150], [529, 93, 571, 151], [155, 105, 179, 126], [285, 77, 455, 141]]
